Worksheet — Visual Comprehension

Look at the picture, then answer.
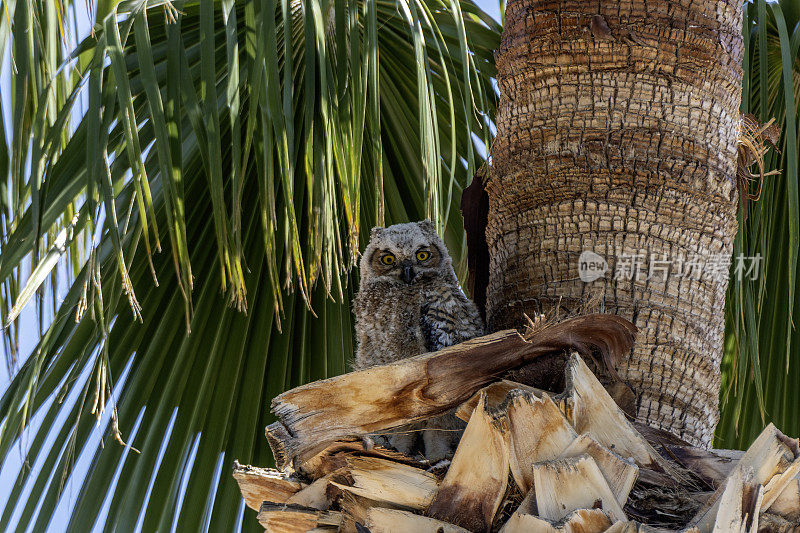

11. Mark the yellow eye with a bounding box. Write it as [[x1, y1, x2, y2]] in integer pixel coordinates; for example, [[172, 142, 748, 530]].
[[380, 254, 396, 265], [416, 250, 431, 262]]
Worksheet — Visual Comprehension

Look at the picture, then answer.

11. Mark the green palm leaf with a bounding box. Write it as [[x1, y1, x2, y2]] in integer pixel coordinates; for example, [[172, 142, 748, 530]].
[[0, 0, 499, 530], [717, 0, 800, 449]]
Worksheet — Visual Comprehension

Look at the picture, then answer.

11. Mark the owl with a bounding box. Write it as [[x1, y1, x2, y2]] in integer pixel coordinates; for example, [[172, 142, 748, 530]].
[[354, 220, 484, 461]]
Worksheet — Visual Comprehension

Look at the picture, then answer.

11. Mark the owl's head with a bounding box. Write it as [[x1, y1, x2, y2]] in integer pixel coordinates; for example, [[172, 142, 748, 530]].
[[360, 220, 454, 286]]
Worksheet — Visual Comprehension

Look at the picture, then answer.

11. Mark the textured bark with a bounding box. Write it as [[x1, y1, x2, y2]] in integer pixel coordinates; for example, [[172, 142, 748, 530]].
[[366, 508, 471, 533], [268, 315, 634, 470], [256, 503, 342, 531], [565, 353, 679, 478], [500, 508, 612, 533], [506, 390, 577, 493], [531, 455, 626, 522], [558, 435, 639, 506], [690, 423, 799, 529], [231, 462, 305, 511], [426, 391, 510, 532], [487, 0, 744, 446], [328, 456, 438, 510], [239, 356, 799, 530]]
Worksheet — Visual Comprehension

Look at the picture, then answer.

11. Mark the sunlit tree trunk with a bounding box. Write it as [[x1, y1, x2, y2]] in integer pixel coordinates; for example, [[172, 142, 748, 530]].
[[486, 0, 743, 447]]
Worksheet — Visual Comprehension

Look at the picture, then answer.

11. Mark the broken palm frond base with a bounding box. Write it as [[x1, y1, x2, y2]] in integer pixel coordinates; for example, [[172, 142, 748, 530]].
[[234, 316, 800, 532]]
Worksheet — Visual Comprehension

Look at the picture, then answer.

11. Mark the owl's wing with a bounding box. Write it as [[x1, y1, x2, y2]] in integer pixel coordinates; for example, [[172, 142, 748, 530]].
[[420, 303, 456, 352], [420, 291, 484, 352]]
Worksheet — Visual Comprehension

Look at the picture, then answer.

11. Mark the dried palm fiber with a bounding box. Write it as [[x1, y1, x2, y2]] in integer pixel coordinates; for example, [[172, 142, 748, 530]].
[[486, 0, 744, 447]]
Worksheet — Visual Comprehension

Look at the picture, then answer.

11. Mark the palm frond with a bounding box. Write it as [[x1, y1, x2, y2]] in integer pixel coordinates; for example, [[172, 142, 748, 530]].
[[0, 0, 499, 530], [717, 0, 800, 449]]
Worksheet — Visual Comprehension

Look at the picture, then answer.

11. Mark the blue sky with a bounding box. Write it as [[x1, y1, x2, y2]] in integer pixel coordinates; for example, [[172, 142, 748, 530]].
[[478, 0, 501, 21]]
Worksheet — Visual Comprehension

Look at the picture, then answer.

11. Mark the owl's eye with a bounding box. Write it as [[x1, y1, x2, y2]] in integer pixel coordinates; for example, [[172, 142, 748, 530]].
[[416, 250, 431, 262], [380, 254, 396, 266]]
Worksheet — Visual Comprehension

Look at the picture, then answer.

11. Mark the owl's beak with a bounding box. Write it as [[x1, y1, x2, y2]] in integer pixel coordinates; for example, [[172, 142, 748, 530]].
[[401, 262, 416, 284]]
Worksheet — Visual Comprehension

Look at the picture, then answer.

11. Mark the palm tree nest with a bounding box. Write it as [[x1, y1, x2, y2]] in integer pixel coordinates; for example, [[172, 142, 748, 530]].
[[234, 316, 800, 532]]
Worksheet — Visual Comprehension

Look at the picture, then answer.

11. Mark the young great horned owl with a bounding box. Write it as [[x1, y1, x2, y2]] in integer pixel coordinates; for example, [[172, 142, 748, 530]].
[[354, 220, 484, 460]]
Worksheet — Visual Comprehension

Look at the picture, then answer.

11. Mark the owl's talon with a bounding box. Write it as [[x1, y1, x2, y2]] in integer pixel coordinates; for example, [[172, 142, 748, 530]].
[[427, 459, 451, 472]]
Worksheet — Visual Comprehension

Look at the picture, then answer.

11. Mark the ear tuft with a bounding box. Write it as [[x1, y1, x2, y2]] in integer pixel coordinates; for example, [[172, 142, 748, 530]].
[[418, 219, 436, 232]]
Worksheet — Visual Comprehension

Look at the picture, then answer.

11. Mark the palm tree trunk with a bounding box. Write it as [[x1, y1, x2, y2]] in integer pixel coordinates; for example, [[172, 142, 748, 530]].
[[487, 0, 744, 447]]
